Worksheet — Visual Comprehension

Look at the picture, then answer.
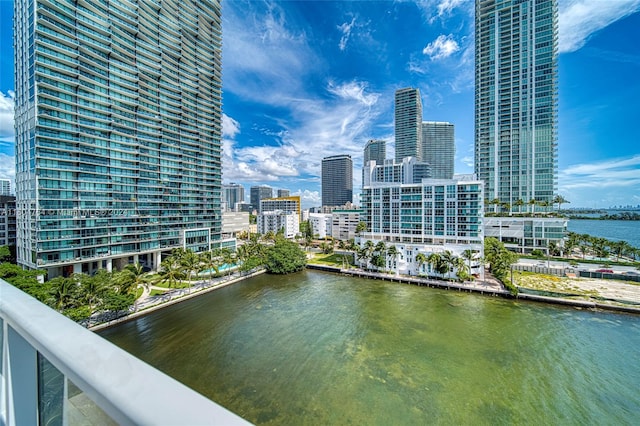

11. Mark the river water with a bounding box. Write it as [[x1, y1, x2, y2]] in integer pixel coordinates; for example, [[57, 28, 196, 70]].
[[100, 270, 640, 424], [568, 219, 640, 247]]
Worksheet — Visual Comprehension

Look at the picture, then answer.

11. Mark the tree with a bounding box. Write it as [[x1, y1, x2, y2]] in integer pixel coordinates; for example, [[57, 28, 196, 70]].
[[264, 238, 307, 274], [157, 258, 186, 298], [514, 199, 525, 214], [484, 237, 518, 287], [427, 252, 448, 277], [355, 221, 367, 235], [461, 249, 476, 278], [0, 245, 12, 263], [118, 263, 149, 296], [490, 198, 501, 214], [528, 198, 537, 214], [180, 249, 200, 293], [387, 245, 399, 274], [552, 194, 569, 211], [415, 253, 427, 275]]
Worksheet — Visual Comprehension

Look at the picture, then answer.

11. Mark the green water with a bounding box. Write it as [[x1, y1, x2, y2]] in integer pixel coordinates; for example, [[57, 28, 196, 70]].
[[100, 270, 640, 424]]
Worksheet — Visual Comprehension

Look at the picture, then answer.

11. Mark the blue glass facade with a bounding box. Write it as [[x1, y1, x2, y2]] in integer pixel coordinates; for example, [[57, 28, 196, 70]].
[[475, 0, 558, 211], [14, 0, 222, 276]]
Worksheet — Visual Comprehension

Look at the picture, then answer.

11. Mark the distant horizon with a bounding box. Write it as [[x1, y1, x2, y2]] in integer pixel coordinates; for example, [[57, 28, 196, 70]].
[[1, 1, 639, 210]]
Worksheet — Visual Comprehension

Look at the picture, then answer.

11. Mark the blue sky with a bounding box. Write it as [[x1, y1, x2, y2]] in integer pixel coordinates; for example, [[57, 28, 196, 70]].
[[1, 1, 639, 210]]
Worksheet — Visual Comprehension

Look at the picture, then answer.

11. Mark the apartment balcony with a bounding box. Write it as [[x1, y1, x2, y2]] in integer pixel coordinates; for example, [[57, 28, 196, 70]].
[[0, 279, 249, 425]]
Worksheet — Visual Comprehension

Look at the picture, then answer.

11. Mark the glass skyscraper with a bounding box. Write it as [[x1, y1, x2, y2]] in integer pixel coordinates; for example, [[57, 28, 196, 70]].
[[321, 155, 353, 207], [394, 88, 423, 162], [422, 121, 455, 179], [363, 139, 386, 165], [14, 0, 223, 277], [475, 0, 558, 211]]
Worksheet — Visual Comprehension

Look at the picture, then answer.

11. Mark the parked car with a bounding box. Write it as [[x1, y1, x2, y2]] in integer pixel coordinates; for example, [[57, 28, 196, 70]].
[[624, 271, 640, 276], [595, 269, 614, 273]]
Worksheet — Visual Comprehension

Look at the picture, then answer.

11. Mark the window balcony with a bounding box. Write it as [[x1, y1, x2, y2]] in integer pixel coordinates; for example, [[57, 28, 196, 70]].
[[0, 279, 249, 425]]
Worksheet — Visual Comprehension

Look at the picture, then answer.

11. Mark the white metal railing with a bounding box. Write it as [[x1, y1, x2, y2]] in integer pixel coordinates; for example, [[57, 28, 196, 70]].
[[0, 279, 250, 425]]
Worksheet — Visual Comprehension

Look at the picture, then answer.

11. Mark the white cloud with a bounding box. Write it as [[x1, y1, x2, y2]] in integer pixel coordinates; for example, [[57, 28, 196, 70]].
[[222, 114, 240, 138], [338, 17, 356, 51], [560, 155, 640, 189], [423, 34, 460, 60], [559, 0, 640, 53], [293, 189, 321, 208], [0, 153, 15, 184], [0, 91, 15, 142], [436, 0, 465, 18]]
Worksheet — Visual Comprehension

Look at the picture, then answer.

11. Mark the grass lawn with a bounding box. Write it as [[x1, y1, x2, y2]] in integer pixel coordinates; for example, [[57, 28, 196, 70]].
[[513, 270, 600, 298], [154, 280, 191, 289], [149, 289, 167, 297], [308, 253, 354, 267]]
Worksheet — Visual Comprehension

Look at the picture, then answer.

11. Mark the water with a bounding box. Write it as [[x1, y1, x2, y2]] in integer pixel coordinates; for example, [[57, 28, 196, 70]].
[[568, 219, 640, 247], [100, 271, 640, 424]]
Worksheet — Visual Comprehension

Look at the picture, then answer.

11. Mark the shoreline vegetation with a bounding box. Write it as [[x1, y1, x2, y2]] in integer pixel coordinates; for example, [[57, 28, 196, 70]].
[[2, 229, 640, 330]]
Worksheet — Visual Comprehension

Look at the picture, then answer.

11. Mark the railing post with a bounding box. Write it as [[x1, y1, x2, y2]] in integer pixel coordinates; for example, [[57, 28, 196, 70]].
[[6, 326, 38, 426]]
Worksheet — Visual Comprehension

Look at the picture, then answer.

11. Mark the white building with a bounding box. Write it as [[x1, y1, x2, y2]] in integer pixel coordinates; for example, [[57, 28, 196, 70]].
[[484, 217, 567, 254], [331, 209, 363, 241], [358, 159, 485, 279], [257, 210, 299, 239], [308, 213, 332, 239]]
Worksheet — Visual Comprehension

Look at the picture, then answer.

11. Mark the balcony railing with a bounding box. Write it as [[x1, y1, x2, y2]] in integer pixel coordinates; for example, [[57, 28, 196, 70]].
[[0, 279, 249, 425]]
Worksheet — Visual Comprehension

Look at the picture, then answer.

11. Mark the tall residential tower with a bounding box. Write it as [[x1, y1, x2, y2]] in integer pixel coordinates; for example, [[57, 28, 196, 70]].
[[394, 88, 423, 162], [321, 155, 353, 207], [364, 139, 386, 165], [422, 121, 455, 179], [14, 0, 223, 276], [475, 0, 558, 211]]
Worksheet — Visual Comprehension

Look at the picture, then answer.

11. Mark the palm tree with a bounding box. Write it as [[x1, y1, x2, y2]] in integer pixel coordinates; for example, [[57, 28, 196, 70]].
[[415, 253, 427, 276], [180, 249, 200, 293], [357, 246, 370, 269], [490, 198, 501, 214], [610, 240, 631, 262], [387, 245, 399, 274], [157, 258, 186, 299], [514, 199, 525, 214], [440, 250, 457, 280], [48, 276, 76, 311], [221, 248, 236, 278], [528, 198, 537, 214], [427, 252, 447, 277], [552, 194, 570, 212], [461, 249, 476, 278], [200, 249, 220, 284]]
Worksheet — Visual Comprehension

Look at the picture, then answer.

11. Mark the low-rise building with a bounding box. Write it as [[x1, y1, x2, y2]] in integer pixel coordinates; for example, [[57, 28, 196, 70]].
[[257, 210, 299, 239], [0, 196, 16, 247], [308, 213, 332, 239], [331, 209, 363, 241], [484, 216, 567, 254]]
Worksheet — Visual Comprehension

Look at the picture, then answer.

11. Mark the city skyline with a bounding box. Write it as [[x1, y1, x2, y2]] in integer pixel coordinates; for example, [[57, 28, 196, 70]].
[[1, 1, 639, 209]]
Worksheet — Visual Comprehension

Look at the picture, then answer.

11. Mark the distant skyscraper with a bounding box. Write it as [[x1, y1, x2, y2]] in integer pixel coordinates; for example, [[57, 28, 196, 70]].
[[0, 179, 10, 196], [277, 189, 290, 198], [250, 186, 273, 212], [223, 183, 245, 211], [395, 88, 423, 162], [322, 155, 353, 207], [475, 0, 558, 211], [422, 122, 455, 179], [14, 0, 223, 276], [364, 139, 386, 165]]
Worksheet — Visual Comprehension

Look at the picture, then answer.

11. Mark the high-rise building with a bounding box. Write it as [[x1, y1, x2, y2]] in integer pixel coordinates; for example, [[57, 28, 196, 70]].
[[223, 183, 245, 211], [394, 88, 423, 162], [14, 0, 223, 277], [277, 189, 290, 198], [321, 155, 353, 207], [363, 139, 386, 165], [250, 185, 273, 212], [0, 179, 10, 196], [422, 121, 454, 179], [475, 0, 558, 211]]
